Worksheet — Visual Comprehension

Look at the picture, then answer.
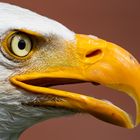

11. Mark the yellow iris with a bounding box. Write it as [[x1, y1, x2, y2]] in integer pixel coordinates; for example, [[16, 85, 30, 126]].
[[10, 33, 32, 57], [1, 31, 35, 60]]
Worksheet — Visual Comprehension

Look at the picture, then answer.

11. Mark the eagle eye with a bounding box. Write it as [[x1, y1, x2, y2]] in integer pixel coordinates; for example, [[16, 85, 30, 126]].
[[9, 33, 32, 57]]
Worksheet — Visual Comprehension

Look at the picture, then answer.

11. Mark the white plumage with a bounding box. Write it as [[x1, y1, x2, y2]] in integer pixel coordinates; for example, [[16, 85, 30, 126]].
[[0, 2, 74, 40], [0, 3, 75, 140]]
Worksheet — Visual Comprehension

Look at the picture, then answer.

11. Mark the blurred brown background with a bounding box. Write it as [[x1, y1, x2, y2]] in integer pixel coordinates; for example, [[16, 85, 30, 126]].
[[1, 0, 140, 140]]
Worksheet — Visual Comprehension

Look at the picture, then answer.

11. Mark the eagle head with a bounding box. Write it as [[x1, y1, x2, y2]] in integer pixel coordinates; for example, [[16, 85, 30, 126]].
[[0, 2, 139, 140]]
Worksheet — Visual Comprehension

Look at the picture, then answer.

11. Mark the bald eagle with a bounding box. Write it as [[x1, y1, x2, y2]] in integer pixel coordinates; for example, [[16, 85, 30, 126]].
[[0, 2, 139, 140]]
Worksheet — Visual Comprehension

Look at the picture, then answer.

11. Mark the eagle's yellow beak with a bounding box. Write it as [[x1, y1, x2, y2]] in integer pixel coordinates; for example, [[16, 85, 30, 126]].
[[10, 34, 140, 129]]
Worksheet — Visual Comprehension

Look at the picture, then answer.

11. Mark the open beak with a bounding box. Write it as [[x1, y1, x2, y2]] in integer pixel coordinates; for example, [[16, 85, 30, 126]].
[[10, 34, 140, 129]]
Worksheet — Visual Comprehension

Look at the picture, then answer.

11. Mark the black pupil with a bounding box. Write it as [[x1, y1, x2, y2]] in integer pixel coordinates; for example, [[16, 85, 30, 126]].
[[18, 39, 26, 50]]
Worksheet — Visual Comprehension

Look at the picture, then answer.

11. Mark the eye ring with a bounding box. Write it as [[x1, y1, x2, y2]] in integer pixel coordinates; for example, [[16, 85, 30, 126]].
[[1, 31, 34, 61]]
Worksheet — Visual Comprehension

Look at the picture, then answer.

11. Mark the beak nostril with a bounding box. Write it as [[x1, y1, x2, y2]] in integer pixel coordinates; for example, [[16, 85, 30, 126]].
[[86, 49, 102, 58]]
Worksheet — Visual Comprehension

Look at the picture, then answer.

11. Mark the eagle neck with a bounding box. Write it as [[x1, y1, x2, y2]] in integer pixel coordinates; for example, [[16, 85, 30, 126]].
[[0, 101, 75, 140], [0, 132, 22, 140]]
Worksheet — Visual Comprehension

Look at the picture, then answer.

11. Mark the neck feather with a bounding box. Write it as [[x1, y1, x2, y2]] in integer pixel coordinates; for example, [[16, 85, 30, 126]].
[[0, 102, 75, 140]]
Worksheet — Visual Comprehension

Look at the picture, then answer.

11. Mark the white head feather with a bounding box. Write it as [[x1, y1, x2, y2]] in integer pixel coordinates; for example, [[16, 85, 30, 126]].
[[0, 2, 75, 40], [0, 2, 76, 95], [0, 3, 75, 139]]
